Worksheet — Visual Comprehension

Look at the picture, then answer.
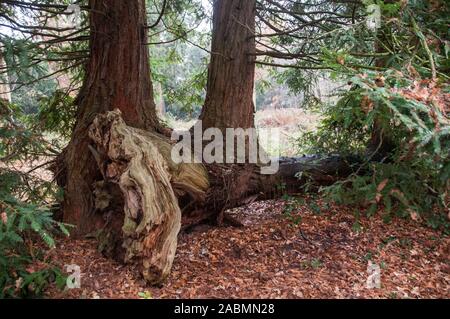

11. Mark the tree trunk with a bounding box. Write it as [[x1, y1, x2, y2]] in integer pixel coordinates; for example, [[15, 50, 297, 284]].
[[367, 0, 397, 159], [184, 0, 259, 224], [155, 82, 166, 117], [187, 0, 354, 224], [200, 0, 256, 130], [60, 0, 161, 235], [0, 50, 11, 103]]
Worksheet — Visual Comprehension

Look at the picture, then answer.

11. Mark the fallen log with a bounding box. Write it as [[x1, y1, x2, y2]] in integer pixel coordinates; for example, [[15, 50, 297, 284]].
[[198, 155, 360, 225]]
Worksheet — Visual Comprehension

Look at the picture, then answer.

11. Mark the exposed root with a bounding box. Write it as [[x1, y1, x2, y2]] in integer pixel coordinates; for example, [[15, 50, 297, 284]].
[[88, 110, 208, 285]]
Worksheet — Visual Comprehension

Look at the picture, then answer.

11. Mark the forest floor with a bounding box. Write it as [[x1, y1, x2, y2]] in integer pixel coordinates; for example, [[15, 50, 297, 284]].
[[44, 198, 449, 299]]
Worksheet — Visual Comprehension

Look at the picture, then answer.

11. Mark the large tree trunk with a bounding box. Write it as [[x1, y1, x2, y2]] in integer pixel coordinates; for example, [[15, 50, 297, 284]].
[[200, 0, 256, 130], [191, 1, 361, 227], [184, 0, 259, 225], [185, 1, 356, 226], [60, 0, 160, 235]]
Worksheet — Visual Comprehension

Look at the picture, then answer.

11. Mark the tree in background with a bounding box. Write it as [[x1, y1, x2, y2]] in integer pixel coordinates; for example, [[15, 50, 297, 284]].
[[148, 0, 210, 120]]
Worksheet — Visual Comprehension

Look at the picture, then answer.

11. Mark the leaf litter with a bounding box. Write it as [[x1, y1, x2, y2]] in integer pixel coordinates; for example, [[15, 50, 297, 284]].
[[44, 198, 449, 299]]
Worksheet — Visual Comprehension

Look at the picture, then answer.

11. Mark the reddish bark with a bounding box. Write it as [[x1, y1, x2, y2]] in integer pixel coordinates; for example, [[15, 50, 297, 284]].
[[60, 0, 160, 234], [200, 0, 256, 130]]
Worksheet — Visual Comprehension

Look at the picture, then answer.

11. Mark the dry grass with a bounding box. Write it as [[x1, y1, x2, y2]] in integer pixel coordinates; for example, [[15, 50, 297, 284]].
[[255, 108, 319, 131], [256, 108, 320, 157]]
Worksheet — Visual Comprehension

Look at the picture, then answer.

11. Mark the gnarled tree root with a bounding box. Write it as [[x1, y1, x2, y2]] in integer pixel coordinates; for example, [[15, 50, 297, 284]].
[[88, 110, 208, 285]]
